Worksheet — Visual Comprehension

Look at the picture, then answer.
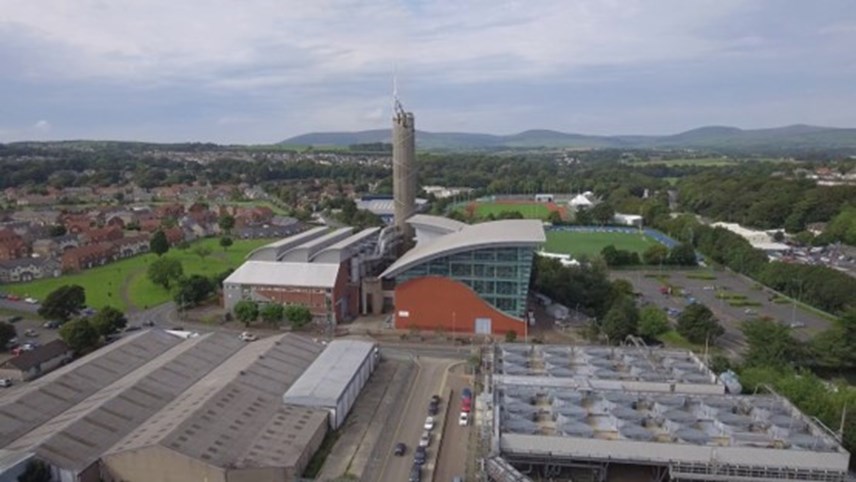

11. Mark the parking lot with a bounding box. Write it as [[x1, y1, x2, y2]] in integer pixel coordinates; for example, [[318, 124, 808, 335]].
[[613, 269, 835, 353], [0, 307, 60, 367]]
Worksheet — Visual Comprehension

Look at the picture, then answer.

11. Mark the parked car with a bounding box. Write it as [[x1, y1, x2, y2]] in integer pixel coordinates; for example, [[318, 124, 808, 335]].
[[7, 316, 22, 323], [459, 412, 469, 426], [431, 394, 441, 404], [409, 465, 422, 482], [419, 431, 431, 447], [461, 388, 473, 400], [452, 477, 464, 482], [413, 446, 427, 465], [393, 442, 407, 456], [24, 297, 38, 304], [7, 294, 20, 301], [23, 329, 38, 337], [142, 320, 156, 327], [239, 332, 257, 342], [428, 400, 439, 416], [43, 320, 61, 329], [0, 378, 13, 388]]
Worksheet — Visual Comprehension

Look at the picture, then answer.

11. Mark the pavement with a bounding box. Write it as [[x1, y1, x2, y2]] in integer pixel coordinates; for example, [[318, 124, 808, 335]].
[[433, 364, 472, 482], [0, 306, 60, 366]]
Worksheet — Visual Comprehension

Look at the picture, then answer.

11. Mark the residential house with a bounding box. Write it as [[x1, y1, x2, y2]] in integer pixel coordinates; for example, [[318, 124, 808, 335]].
[[31, 238, 59, 258], [139, 216, 162, 233], [9, 210, 61, 226], [163, 227, 185, 246], [0, 229, 28, 261], [82, 226, 123, 244], [0, 340, 72, 381], [114, 234, 150, 259], [0, 258, 61, 283], [62, 243, 118, 272], [155, 203, 185, 220], [54, 234, 80, 252]]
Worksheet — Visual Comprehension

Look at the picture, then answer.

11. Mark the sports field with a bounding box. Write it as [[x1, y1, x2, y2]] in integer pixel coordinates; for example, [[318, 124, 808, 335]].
[[458, 200, 566, 220], [6, 237, 272, 313], [544, 230, 658, 257]]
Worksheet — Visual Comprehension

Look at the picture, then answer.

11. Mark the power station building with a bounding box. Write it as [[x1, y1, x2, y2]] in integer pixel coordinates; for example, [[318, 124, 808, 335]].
[[381, 215, 545, 335]]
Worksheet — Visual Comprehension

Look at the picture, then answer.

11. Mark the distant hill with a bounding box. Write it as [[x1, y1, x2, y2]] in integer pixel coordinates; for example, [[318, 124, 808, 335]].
[[282, 125, 856, 151]]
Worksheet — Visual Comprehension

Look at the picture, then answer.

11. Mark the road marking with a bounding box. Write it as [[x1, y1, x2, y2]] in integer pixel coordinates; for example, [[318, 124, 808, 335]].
[[376, 354, 422, 482]]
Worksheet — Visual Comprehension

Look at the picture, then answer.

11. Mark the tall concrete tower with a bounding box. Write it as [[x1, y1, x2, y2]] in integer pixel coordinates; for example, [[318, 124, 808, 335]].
[[392, 96, 416, 243]]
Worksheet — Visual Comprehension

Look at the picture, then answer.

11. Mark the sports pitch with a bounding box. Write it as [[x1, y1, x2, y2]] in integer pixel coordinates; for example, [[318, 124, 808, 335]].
[[544, 230, 658, 257], [461, 201, 554, 220]]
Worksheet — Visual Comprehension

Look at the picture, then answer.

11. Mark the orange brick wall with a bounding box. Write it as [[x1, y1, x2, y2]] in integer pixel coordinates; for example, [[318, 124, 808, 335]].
[[393, 276, 526, 335]]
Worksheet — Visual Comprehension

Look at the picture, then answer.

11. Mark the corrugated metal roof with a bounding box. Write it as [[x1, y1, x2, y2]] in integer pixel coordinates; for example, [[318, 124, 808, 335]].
[[381, 219, 546, 278], [278, 227, 354, 262], [282, 339, 376, 408], [223, 260, 340, 288], [106, 334, 327, 471], [245, 226, 329, 261], [312, 227, 380, 263]]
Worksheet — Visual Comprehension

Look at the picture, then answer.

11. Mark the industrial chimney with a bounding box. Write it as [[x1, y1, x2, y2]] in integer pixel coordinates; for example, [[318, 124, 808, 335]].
[[392, 97, 416, 244]]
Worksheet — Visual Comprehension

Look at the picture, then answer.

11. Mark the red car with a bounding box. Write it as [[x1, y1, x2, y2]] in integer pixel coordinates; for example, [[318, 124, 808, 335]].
[[7, 294, 20, 301], [461, 398, 472, 413]]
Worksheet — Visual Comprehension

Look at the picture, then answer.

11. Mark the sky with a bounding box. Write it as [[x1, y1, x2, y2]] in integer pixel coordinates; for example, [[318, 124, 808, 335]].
[[1, 0, 855, 144]]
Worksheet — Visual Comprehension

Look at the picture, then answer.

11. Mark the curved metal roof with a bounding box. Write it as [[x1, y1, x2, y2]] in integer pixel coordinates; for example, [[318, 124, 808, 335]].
[[407, 214, 467, 234], [381, 219, 545, 278]]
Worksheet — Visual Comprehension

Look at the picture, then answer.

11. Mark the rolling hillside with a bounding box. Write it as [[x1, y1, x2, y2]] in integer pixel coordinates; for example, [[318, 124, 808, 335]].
[[282, 125, 856, 151]]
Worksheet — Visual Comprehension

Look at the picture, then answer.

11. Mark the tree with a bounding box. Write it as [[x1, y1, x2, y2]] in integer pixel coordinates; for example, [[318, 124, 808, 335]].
[[174, 275, 215, 308], [811, 311, 856, 368], [193, 246, 212, 260], [219, 236, 233, 251], [590, 202, 615, 225], [90, 306, 127, 337], [505, 330, 518, 343], [48, 224, 67, 237], [38, 284, 86, 321], [667, 243, 697, 266], [285, 304, 313, 328], [639, 305, 669, 338], [150, 230, 169, 256], [546, 210, 563, 225], [574, 207, 593, 225], [147, 257, 184, 290], [59, 318, 99, 354], [600, 296, 639, 343], [234, 300, 259, 326], [0, 321, 16, 349], [260, 304, 285, 325], [642, 244, 669, 265], [741, 317, 803, 368], [772, 230, 785, 242], [676, 303, 724, 344], [218, 214, 235, 234], [17, 460, 51, 482]]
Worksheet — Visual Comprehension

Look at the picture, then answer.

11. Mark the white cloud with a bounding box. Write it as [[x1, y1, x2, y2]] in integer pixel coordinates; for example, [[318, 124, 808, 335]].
[[33, 119, 50, 131], [0, 0, 756, 88]]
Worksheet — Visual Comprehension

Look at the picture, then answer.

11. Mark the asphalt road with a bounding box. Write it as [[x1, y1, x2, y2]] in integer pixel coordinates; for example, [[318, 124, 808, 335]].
[[0, 298, 39, 314], [613, 269, 834, 353], [377, 356, 456, 482], [434, 365, 471, 482]]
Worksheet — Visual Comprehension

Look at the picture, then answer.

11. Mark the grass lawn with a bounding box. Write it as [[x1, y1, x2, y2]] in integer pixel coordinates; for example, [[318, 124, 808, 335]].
[[470, 202, 551, 220], [544, 230, 658, 258], [6, 237, 272, 314]]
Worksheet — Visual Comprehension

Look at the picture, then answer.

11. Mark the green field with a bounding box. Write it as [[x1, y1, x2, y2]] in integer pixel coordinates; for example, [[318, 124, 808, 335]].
[[544, 230, 658, 257], [5, 237, 272, 313], [461, 202, 552, 220]]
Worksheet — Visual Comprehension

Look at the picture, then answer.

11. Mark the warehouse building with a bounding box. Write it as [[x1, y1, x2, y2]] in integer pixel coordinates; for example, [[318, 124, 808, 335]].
[[282, 339, 378, 430], [381, 216, 545, 335], [0, 330, 379, 482], [102, 334, 327, 482], [487, 344, 850, 482], [245, 226, 329, 262]]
